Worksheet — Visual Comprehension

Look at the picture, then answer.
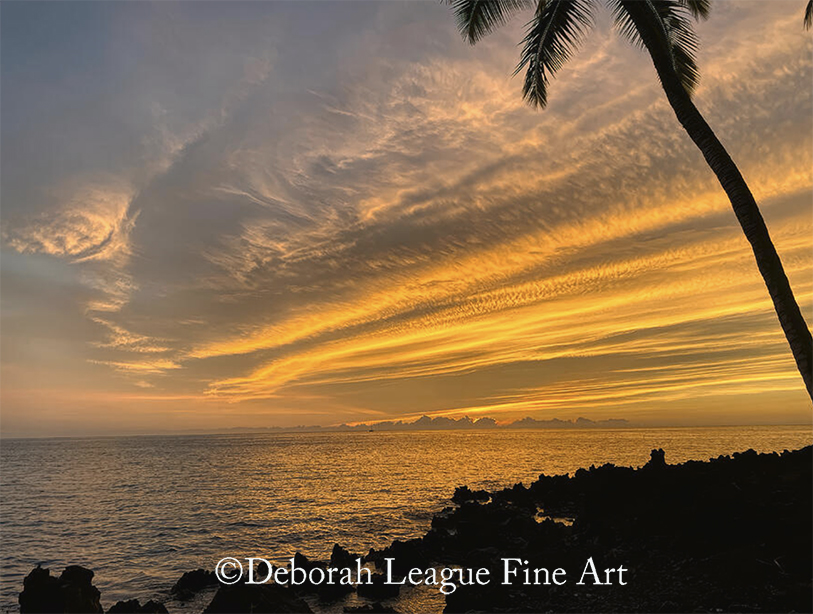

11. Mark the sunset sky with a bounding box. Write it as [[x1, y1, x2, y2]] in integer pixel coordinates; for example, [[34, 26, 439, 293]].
[[1, 1, 811, 437]]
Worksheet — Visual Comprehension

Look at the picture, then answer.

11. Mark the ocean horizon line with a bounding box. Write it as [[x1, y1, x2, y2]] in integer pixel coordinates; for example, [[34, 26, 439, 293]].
[[2, 420, 811, 442]]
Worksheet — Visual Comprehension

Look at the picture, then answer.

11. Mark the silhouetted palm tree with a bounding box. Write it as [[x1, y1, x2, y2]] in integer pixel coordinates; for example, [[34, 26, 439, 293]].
[[449, 0, 813, 401], [805, 0, 812, 30]]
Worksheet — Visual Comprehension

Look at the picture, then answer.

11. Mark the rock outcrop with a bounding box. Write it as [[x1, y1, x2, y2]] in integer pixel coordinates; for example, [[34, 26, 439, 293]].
[[203, 583, 312, 613], [19, 565, 103, 614], [170, 569, 219, 600]]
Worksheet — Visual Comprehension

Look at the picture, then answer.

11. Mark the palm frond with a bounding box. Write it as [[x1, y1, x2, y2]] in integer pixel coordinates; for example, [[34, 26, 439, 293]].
[[515, 0, 597, 108], [609, 0, 701, 96], [805, 0, 812, 30], [449, 0, 535, 44], [679, 0, 710, 20]]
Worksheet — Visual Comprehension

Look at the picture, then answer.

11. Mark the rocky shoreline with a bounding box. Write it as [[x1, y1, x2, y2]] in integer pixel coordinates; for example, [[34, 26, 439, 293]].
[[18, 446, 812, 613]]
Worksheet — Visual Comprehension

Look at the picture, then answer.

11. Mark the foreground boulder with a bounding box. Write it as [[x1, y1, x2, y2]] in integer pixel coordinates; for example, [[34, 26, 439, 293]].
[[19, 565, 103, 613], [170, 568, 219, 600], [203, 583, 312, 613]]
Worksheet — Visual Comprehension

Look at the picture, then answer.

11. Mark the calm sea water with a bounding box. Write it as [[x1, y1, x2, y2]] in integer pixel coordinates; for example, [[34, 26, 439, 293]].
[[1, 426, 811, 613]]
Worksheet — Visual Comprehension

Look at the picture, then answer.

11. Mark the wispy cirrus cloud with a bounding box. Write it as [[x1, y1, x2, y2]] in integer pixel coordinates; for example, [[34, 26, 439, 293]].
[[3, 181, 137, 264], [1, 1, 810, 436]]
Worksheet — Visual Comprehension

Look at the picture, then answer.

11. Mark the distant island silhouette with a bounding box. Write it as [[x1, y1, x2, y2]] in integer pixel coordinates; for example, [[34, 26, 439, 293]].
[[340, 415, 631, 432], [209, 416, 632, 435]]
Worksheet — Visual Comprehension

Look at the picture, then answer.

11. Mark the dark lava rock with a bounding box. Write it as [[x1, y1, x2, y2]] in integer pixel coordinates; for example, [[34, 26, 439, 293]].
[[284, 550, 356, 600], [330, 543, 359, 569], [451, 485, 490, 505], [439, 446, 813, 613], [490, 483, 535, 509], [316, 581, 356, 602], [365, 538, 426, 578], [107, 599, 169, 613], [204, 583, 312, 613], [292, 551, 325, 573], [313, 571, 356, 602], [170, 568, 219, 599], [356, 573, 400, 601], [248, 560, 273, 583], [288, 551, 341, 598], [20, 565, 103, 613], [645, 448, 666, 469], [171, 568, 218, 592]]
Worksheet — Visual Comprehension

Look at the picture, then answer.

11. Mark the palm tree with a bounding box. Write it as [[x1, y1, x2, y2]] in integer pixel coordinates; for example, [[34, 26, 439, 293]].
[[805, 0, 812, 30], [449, 0, 813, 401]]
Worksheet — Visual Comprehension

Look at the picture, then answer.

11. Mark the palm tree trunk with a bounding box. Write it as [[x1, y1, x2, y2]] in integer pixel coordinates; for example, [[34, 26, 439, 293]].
[[628, 11, 813, 402]]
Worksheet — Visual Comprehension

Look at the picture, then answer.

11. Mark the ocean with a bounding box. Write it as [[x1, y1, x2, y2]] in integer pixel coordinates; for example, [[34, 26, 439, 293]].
[[1, 425, 810, 613]]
